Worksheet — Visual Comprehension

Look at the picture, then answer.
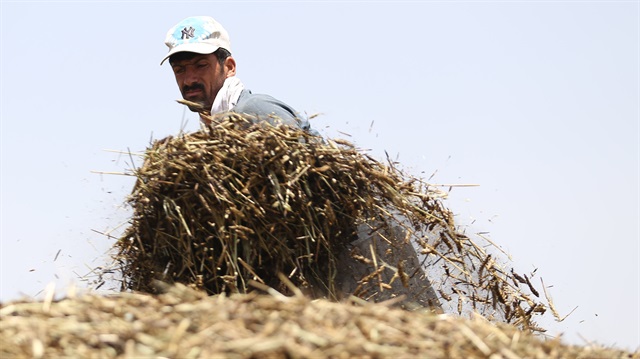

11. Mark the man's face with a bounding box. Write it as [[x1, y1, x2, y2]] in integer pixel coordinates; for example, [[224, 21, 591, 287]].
[[170, 53, 233, 112]]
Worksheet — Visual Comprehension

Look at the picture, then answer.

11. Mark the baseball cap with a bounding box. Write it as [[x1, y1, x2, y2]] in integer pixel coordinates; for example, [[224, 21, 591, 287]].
[[160, 16, 232, 65]]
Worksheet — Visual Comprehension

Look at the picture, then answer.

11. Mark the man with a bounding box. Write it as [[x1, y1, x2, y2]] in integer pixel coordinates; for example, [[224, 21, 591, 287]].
[[161, 16, 317, 135]]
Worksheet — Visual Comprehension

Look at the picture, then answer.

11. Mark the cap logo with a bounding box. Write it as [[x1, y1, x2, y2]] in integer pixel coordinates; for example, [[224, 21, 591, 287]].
[[181, 26, 195, 40]]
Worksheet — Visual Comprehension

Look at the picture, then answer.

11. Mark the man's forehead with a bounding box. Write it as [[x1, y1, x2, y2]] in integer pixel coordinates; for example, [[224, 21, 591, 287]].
[[169, 52, 215, 65]]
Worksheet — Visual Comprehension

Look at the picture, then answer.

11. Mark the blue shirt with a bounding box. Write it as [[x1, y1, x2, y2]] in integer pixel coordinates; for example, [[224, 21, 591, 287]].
[[232, 89, 320, 136]]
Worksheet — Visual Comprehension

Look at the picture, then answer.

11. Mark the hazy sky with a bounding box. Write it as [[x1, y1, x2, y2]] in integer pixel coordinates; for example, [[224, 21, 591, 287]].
[[1, 0, 638, 351]]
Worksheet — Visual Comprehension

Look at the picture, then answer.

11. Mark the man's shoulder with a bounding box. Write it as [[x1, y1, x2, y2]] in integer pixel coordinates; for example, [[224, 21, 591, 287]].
[[235, 90, 294, 114], [233, 89, 298, 124], [232, 89, 319, 136]]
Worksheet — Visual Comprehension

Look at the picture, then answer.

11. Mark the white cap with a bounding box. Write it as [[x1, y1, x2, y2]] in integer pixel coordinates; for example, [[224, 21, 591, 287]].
[[161, 16, 231, 65]]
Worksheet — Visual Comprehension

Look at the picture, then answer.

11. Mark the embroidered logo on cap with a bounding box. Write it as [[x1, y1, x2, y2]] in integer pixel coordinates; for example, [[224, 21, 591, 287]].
[[181, 26, 195, 40]]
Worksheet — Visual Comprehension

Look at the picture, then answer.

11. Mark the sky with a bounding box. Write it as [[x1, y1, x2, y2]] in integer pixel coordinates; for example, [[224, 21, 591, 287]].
[[1, 0, 638, 352]]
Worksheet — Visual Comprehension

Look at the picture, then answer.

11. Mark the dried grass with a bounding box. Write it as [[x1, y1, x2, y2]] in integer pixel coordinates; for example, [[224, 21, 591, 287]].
[[112, 113, 548, 330], [1, 283, 636, 359], [1, 113, 637, 358]]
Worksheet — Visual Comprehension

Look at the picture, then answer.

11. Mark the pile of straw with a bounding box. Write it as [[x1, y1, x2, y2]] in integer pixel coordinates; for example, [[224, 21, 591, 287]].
[[4, 114, 636, 358], [114, 113, 546, 330], [1, 283, 636, 358]]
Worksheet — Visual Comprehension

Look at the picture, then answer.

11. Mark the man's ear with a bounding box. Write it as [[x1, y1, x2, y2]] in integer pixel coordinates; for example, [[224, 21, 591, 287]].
[[224, 56, 237, 77]]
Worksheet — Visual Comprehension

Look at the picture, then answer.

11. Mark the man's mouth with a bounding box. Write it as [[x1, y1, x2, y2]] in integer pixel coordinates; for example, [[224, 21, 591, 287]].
[[184, 89, 203, 98], [183, 84, 205, 100]]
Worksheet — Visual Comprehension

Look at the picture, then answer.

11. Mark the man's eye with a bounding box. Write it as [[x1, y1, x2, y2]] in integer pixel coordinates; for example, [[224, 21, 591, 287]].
[[173, 67, 185, 74], [197, 63, 208, 69]]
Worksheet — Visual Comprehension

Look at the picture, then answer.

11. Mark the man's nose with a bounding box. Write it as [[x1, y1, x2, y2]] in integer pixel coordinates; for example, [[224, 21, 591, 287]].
[[184, 69, 200, 85]]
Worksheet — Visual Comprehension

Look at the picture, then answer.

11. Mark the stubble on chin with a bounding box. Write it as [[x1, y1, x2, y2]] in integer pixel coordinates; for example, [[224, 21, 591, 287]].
[[187, 102, 206, 113], [177, 98, 208, 113], [181, 94, 208, 113]]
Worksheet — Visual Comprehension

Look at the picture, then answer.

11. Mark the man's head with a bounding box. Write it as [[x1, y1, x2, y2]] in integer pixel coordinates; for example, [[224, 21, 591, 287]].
[[162, 16, 236, 112]]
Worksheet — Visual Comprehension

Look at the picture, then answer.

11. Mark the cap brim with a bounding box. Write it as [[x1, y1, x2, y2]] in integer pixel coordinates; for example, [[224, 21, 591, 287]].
[[160, 43, 221, 65]]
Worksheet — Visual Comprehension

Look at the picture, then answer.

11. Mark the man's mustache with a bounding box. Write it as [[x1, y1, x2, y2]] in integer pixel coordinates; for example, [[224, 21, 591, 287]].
[[182, 83, 205, 94]]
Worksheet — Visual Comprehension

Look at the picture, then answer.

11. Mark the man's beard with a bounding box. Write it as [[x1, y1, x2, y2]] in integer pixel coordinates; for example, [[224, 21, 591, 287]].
[[182, 83, 208, 112], [186, 102, 206, 113]]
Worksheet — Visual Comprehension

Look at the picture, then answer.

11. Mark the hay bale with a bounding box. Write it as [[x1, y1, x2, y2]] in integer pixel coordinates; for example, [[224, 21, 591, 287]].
[[117, 114, 396, 296], [1, 284, 637, 359], [114, 113, 548, 330]]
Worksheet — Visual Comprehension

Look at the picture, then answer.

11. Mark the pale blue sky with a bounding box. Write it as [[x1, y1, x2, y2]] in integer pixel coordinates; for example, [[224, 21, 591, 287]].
[[1, 0, 638, 351]]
